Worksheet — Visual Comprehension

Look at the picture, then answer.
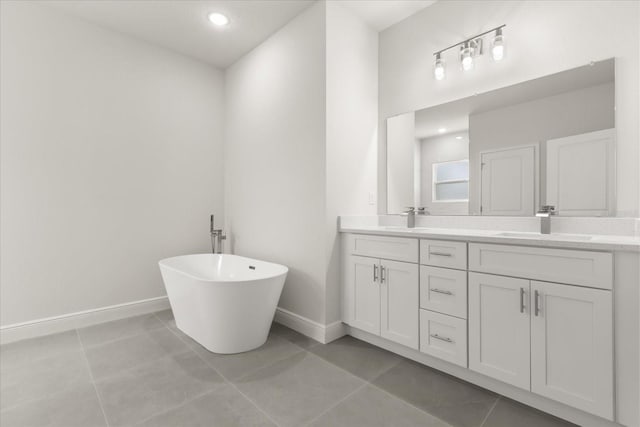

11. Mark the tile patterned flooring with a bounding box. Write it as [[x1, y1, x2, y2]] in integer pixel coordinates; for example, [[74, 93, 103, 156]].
[[0, 311, 577, 427]]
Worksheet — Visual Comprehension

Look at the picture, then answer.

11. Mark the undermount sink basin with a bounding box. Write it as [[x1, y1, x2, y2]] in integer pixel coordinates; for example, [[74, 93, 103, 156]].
[[382, 226, 430, 231], [497, 232, 592, 241]]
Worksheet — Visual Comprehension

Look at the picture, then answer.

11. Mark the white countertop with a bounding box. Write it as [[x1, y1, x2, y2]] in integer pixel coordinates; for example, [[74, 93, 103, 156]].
[[339, 224, 640, 252]]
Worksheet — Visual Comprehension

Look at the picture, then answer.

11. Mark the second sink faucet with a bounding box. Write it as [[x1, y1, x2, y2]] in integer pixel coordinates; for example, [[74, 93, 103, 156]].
[[404, 207, 429, 228], [536, 205, 556, 234]]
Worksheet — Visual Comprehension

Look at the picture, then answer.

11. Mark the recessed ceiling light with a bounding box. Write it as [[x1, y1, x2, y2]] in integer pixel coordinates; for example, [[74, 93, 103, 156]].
[[438, 128, 447, 134], [455, 136, 463, 140], [208, 12, 229, 26]]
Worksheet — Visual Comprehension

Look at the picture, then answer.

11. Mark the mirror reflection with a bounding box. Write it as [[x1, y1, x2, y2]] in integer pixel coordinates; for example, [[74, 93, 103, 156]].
[[387, 58, 615, 217]]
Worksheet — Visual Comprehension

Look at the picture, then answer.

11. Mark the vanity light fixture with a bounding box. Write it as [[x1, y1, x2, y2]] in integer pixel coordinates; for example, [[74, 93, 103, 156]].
[[433, 25, 506, 79], [208, 12, 229, 26]]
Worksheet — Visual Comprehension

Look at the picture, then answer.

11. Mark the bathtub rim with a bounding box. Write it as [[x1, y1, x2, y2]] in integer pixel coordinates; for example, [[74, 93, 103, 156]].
[[158, 253, 288, 283]]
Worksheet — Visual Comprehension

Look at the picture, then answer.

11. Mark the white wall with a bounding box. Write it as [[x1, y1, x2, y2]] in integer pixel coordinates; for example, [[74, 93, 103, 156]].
[[468, 82, 615, 214], [325, 2, 378, 323], [225, 2, 327, 323], [225, 1, 378, 326], [0, 2, 225, 326], [379, 0, 639, 216]]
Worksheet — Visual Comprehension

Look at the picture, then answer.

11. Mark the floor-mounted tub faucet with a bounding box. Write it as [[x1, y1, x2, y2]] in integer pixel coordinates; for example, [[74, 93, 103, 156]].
[[536, 205, 556, 234], [210, 214, 226, 254]]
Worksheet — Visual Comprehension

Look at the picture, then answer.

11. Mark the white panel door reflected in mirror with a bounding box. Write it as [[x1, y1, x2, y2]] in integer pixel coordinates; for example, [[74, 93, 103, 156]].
[[386, 58, 615, 217]]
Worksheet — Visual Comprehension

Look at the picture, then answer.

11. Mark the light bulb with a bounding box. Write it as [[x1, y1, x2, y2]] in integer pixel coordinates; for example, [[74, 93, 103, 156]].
[[208, 12, 229, 26], [492, 28, 505, 61], [434, 53, 445, 80], [461, 43, 474, 71]]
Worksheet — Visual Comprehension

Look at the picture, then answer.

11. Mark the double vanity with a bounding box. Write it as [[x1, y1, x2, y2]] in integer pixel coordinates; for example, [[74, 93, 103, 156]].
[[339, 219, 640, 427]]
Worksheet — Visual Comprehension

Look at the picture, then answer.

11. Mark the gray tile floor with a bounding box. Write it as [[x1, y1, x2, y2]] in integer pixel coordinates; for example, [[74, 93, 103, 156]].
[[0, 310, 577, 427]]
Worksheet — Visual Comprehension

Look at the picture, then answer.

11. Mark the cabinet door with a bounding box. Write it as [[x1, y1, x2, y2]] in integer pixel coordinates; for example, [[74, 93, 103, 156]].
[[531, 281, 613, 420], [380, 260, 419, 349], [546, 129, 615, 216], [469, 272, 531, 390], [480, 146, 535, 216], [349, 255, 380, 335]]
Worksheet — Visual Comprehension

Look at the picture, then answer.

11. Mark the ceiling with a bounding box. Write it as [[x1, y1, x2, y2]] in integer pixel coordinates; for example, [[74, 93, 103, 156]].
[[338, 0, 436, 32], [42, 1, 314, 69], [41, 0, 436, 69]]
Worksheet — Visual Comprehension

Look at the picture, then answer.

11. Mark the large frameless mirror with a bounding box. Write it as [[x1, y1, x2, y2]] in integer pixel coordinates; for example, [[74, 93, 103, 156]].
[[387, 58, 616, 217]]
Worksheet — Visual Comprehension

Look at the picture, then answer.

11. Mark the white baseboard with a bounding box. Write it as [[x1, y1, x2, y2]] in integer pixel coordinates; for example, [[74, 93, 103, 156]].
[[0, 296, 170, 345], [274, 307, 346, 344]]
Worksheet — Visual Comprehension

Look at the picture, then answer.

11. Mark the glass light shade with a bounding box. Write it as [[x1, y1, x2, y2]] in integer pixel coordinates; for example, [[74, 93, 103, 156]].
[[434, 56, 445, 80], [461, 46, 474, 71], [492, 34, 505, 61]]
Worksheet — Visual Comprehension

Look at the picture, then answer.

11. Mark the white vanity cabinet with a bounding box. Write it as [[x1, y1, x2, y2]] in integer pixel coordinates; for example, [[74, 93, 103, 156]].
[[344, 235, 419, 349], [342, 233, 618, 423], [468, 243, 614, 421]]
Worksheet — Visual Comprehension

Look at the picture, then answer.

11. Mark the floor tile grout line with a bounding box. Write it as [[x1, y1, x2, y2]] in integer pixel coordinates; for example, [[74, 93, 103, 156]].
[[78, 314, 167, 351], [160, 313, 285, 427], [301, 381, 369, 427], [130, 388, 215, 426], [479, 396, 501, 427], [79, 325, 193, 383], [363, 379, 455, 427], [75, 329, 111, 427], [0, 351, 96, 413]]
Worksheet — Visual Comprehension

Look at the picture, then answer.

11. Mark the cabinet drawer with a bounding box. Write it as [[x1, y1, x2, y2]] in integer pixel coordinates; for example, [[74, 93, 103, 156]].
[[347, 234, 418, 263], [468, 243, 612, 289], [420, 310, 467, 368], [420, 239, 467, 270], [420, 266, 467, 319]]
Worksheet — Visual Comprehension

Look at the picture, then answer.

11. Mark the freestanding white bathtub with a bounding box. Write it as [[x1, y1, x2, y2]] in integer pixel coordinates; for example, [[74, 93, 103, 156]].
[[158, 254, 288, 354]]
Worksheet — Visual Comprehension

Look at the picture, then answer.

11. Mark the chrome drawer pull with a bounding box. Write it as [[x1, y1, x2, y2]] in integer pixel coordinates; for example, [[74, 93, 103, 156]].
[[520, 287, 525, 313], [534, 290, 541, 316], [380, 265, 386, 283], [430, 333, 454, 343], [429, 252, 453, 257], [430, 288, 453, 295], [373, 264, 378, 282]]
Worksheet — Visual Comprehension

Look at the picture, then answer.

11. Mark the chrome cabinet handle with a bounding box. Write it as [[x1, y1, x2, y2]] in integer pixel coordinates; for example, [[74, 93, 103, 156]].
[[430, 288, 453, 295], [373, 264, 378, 282], [534, 290, 541, 316], [430, 333, 454, 343], [380, 265, 386, 283], [429, 252, 453, 257], [520, 287, 525, 313]]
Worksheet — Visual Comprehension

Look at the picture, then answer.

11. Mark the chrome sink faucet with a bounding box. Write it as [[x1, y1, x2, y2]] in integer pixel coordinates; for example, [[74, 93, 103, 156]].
[[210, 214, 226, 254], [404, 207, 429, 228], [536, 205, 556, 234]]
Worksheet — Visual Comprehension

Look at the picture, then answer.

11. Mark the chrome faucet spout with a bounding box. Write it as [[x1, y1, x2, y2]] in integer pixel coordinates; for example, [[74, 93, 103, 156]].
[[403, 207, 429, 228], [536, 205, 556, 234]]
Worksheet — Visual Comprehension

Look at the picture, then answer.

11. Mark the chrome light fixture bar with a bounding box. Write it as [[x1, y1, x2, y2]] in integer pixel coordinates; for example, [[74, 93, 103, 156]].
[[433, 25, 506, 80]]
